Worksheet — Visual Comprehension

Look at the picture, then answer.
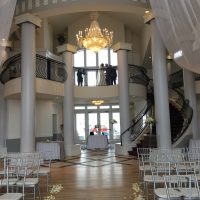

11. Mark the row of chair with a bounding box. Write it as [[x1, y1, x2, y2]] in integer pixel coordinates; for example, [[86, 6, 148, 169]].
[[0, 152, 52, 200], [137, 147, 200, 199]]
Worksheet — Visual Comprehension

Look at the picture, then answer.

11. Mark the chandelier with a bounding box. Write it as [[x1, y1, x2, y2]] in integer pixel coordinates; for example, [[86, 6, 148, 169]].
[[91, 100, 104, 105], [76, 12, 113, 53]]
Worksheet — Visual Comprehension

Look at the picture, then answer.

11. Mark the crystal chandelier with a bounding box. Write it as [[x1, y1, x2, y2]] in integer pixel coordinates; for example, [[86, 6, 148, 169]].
[[76, 12, 113, 53], [91, 100, 104, 105]]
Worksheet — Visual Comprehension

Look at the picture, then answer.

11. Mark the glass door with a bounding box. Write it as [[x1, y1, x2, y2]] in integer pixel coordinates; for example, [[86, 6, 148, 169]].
[[75, 113, 85, 141], [112, 112, 120, 140], [88, 113, 97, 135], [100, 112, 110, 138]]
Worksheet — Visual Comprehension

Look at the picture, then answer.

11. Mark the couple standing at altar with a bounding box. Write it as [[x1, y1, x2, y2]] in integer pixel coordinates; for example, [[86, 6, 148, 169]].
[[98, 63, 117, 86]]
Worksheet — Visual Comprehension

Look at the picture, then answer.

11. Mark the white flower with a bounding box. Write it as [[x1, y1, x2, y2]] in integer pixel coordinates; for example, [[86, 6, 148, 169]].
[[110, 119, 117, 124], [50, 184, 63, 194], [43, 195, 55, 200], [145, 116, 155, 124]]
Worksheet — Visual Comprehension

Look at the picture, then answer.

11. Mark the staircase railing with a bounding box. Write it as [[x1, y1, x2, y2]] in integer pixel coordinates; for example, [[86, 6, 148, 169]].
[[0, 54, 67, 84], [169, 88, 193, 143]]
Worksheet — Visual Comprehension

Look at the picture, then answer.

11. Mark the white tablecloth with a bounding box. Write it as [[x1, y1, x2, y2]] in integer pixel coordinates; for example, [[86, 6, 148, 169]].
[[36, 142, 62, 160], [87, 135, 108, 149]]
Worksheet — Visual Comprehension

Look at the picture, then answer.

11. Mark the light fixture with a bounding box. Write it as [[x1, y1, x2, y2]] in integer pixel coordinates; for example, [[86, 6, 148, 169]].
[[76, 12, 113, 53], [91, 100, 104, 105]]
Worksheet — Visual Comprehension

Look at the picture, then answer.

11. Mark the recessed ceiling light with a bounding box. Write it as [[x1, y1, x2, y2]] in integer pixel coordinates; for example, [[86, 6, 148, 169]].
[[145, 10, 150, 14]]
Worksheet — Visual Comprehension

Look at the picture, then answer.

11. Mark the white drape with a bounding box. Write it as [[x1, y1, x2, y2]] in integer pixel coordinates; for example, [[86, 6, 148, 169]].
[[150, 0, 200, 73], [0, 0, 17, 66]]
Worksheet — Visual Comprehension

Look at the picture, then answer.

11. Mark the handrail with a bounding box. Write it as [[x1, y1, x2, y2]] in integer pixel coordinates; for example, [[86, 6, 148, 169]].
[[120, 99, 153, 146], [170, 89, 193, 143], [0, 54, 67, 84]]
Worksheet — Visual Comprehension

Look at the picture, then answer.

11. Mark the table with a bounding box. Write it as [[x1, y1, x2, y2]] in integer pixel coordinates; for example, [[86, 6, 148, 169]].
[[87, 135, 108, 149], [36, 142, 65, 160]]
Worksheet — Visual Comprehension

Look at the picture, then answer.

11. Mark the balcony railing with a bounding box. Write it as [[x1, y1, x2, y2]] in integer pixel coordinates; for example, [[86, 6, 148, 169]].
[[0, 53, 148, 88], [0, 54, 67, 84], [73, 64, 149, 87]]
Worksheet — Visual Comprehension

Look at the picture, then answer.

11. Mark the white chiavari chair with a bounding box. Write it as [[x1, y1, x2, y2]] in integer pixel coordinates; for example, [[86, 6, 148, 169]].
[[162, 174, 200, 200], [16, 153, 41, 200], [0, 157, 23, 200], [33, 151, 51, 192]]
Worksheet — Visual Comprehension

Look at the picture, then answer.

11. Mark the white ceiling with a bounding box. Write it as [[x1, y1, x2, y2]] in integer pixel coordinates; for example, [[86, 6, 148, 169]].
[[48, 11, 146, 36]]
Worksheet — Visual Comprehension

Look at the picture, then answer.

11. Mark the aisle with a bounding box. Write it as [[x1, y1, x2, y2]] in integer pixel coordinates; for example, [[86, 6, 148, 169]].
[[42, 149, 140, 200]]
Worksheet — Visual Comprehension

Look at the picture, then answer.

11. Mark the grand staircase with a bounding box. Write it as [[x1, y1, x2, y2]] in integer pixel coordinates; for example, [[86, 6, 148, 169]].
[[124, 76, 193, 156]]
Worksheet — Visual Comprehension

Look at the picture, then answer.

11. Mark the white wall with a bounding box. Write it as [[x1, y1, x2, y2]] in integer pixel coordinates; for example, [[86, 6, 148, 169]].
[[36, 100, 63, 137], [141, 24, 151, 63], [43, 18, 54, 52], [125, 27, 141, 65], [6, 99, 63, 139], [7, 99, 21, 139]]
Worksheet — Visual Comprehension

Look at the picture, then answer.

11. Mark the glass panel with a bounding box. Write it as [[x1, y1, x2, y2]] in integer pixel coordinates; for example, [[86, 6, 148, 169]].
[[98, 49, 108, 65], [100, 112, 110, 139], [112, 112, 120, 140], [75, 106, 85, 110], [87, 71, 97, 86], [74, 50, 84, 67], [112, 105, 119, 109], [76, 113, 85, 140], [110, 50, 118, 66], [99, 106, 110, 109], [86, 50, 96, 67], [87, 106, 97, 109], [88, 113, 97, 135]]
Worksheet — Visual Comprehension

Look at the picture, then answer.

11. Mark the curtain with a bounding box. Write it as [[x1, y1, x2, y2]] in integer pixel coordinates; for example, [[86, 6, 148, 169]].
[[150, 0, 200, 73]]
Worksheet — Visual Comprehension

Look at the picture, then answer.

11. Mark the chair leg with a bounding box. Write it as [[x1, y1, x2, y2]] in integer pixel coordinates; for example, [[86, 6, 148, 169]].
[[47, 175, 49, 192], [37, 184, 41, 200]]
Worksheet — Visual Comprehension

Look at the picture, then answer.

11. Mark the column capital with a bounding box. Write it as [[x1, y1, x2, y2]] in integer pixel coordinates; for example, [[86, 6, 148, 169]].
[[57, 44, 77, 54], [143, 11, 155, 24], [15, 13, 41, 28], [0, 39, 12, 47], [112, 42, 132, 52]]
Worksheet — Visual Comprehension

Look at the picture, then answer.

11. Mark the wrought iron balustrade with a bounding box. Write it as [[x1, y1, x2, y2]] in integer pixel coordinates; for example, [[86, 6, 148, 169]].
[[0, 54, 67, 84]]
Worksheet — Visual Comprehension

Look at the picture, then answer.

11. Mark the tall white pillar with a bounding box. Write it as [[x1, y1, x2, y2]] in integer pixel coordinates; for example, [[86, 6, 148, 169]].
[[0, 42, 11, 147], [183, 69, 199, 139], [15, 14, 41, 152], [113, 42, 132, 154], [57, 44, 80, 156], [145, 13, 171, 149]]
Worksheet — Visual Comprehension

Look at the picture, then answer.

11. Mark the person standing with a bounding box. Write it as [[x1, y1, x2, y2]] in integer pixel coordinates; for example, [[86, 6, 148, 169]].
[[105, 64, 112, 85], [98, 63, 106, 86], [77, 69, 85, 86], [111, 65, 117, 85]]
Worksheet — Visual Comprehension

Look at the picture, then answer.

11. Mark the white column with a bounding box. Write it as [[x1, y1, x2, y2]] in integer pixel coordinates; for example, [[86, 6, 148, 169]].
[[15, 14, 41, 152], [0, 43, 11, 147], [57, 44, 80, 156], [150, 19, 171, 149], [183, 69, 199, 139], [113, 42, 132, 154]]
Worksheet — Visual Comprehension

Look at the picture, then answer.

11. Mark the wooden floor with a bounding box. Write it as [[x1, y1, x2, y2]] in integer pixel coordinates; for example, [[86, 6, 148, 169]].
[[40, 149, 142, 200]]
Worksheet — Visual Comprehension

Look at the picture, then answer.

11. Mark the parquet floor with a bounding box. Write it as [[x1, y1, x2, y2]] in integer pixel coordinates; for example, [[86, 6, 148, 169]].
[[40, 149, 143, 200]]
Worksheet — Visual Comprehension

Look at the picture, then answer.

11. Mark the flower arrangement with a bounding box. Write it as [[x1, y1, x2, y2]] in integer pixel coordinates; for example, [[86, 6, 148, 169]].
[[43, 184, 63, 200], [145, 116, 155, 125], [110, 119, 117, 124], [123, 183, 145, 200]]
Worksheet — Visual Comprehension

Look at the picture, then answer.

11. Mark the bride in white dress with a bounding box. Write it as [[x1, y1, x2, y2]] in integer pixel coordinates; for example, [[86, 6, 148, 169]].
[[98, 63, 106, 86]]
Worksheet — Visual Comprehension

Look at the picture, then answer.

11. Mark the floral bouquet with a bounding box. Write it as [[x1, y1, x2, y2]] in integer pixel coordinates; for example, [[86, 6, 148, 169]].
[[110, 119, 117, 124], [145, 116, 155, 125], [124, 183, 145, 200]]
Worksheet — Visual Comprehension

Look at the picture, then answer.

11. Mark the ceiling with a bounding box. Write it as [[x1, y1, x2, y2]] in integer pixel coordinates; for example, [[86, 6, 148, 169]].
[[48, 10, 147, 36]]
